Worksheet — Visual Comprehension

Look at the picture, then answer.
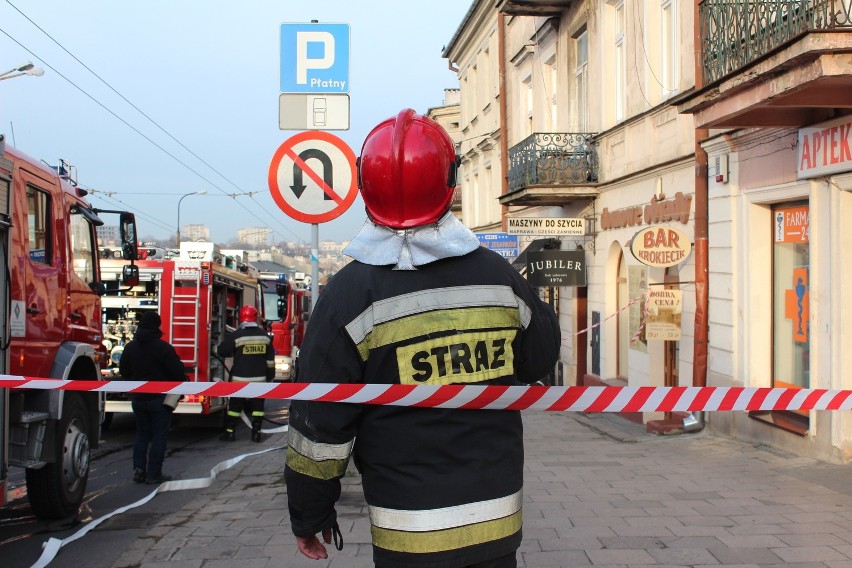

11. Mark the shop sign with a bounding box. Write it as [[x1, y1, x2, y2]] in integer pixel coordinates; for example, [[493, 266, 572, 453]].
[[797, 115, 852, 180], [506, 217, 585, 236], [630, 225, 691, 267], [646, 289, 682, 341], [774, 205, 809, 243], [476, 233, 519, 259], [600, 191, 692, 230], [526, 250, 586, 287]]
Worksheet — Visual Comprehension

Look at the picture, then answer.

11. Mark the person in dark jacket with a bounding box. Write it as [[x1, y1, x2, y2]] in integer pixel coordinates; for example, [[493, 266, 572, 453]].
[[285, 109, 561, 568], [216, 304, 275, 442], [119, 310, 186, 484]]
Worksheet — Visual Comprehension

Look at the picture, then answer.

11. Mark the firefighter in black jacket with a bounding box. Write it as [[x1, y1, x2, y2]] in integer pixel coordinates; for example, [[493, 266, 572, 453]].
[[216, 305, 275, 442], [285, 109, 561, 568]]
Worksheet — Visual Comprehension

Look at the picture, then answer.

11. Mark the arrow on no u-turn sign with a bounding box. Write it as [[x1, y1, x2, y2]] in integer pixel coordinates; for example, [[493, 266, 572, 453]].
[[289, 148, 333, 200], [268, 131, 358, 224]]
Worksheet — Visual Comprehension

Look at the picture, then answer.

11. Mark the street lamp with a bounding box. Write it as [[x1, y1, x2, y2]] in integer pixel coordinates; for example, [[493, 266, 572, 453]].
[[176, 190, 207, 245], [0, 60, 45, 81]]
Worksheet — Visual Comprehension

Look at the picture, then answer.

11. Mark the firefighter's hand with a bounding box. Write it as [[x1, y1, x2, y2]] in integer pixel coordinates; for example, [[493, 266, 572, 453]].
[[295, 528, 332, 560]]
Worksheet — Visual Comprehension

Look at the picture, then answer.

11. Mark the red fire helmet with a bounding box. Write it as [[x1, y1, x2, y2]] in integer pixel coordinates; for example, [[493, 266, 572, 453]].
[[239, 305, 258, 323], [357, 108, 459, 229]]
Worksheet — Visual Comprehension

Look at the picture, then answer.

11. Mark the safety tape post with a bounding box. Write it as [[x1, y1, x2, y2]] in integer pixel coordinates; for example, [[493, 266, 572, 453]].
[[5, 378, 852, 413]]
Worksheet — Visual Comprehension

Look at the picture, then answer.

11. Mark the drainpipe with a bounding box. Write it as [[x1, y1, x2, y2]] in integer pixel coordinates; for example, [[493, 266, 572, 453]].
[[498, 12, 509, 232], [686, 0, 708, 433]]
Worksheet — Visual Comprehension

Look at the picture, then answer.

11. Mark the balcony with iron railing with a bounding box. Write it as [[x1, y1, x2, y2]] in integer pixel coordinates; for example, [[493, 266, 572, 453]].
[[701, 0, 852, 83], [678, 0, 852, 128], [501, 132, 599, 207]]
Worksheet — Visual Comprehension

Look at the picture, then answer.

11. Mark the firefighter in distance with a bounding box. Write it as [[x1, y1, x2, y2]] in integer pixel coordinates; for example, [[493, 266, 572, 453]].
[[216, 305, 275, 442], [284, 108, 561, 568]]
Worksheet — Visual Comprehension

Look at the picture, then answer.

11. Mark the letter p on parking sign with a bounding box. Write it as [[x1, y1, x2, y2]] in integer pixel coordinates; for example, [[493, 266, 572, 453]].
[[281, 23, 350, 94]]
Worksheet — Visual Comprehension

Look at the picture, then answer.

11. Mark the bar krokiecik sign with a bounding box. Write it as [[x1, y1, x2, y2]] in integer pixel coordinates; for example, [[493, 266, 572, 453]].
[[526, 250, 586, 287]]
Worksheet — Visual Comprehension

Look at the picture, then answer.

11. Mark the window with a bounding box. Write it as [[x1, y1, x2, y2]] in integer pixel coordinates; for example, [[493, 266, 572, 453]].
[[26, 185, 52, 265], [772, 203, 810, 392], [549, 60, 558, 130], [525, 77, 534, 136], [70, 210, 97, 285], [575, 29, 589, 131], [614, 1, 625, 122], [661, 0, 678, 97]]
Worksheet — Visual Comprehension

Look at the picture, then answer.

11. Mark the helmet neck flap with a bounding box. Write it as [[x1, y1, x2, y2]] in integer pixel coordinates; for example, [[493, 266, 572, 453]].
[[343, 210, 480, 270]]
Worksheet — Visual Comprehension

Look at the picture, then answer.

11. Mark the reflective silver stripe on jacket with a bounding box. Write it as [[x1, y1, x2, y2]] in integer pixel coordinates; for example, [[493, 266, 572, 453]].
[[231, 376, 267, 383], [234, 335, 271, 346], [345, 285, 532, 345], [288, 426, 355, 461], [368, 490, 522, 532]]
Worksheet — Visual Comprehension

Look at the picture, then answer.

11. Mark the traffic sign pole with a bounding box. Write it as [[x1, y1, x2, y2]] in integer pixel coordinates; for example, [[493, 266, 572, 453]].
[[311, 224, 319, 310]]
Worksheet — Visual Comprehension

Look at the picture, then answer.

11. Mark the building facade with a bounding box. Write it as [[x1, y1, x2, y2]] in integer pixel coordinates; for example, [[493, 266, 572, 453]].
[[237, 227, 272, 248], [444, 0, 852, 461], [678, 0, 852, 461]]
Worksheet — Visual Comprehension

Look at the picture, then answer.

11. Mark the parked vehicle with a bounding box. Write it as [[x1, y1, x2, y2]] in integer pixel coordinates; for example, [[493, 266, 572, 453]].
[[0, 135, 139, 518], [258, 272, 310, 381], [99, 242, 263, 420]]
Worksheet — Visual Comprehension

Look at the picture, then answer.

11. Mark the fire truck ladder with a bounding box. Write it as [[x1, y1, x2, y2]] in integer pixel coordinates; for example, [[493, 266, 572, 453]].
[[169, 269, 201, 378]]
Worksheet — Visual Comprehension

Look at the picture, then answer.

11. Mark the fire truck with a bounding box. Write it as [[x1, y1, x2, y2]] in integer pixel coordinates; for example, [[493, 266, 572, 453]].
[[99, 242, 263, 420], [0, 135, 140, 518], [258, 272, 310, 381]]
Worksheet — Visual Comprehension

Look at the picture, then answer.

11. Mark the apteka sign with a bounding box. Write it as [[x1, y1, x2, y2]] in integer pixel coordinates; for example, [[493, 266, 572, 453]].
[[797, 115, 852, 179]]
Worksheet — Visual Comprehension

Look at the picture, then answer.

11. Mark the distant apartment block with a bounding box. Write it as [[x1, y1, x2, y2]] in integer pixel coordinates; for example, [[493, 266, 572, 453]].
[[237, 227, 272, 248], [96, 225, 120, 247], [183, 224, 210, 242]]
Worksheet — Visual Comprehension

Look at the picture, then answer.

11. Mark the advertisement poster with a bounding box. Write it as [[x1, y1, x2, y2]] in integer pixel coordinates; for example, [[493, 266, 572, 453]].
[[628, 265, 647, 352], [646, 289, 683, 341]]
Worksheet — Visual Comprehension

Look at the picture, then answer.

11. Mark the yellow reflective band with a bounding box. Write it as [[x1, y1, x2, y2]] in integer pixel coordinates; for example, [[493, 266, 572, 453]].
[[251, 411, 264, 417], [346, 285, 528, 346], [227, 410, 241, 417], [286, 447, 349, 480], [235, 336, 271, 347], [371, 510, 522, 554], [396, 329, 517, 385], [354, 307, 521, 363], [288, 427, 354, 461]]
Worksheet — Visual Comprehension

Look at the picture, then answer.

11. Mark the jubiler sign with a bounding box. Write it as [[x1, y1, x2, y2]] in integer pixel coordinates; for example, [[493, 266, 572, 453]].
[[526, 250, 586, 287], [630, 225, 691, 268]]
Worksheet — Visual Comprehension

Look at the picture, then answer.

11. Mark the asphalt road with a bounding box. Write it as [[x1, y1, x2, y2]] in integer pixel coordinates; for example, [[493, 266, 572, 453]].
[[0, 400, 290, 568]]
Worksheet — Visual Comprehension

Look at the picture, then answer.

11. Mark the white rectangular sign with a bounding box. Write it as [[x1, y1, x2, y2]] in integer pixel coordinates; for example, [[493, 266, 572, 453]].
[[507, 217, 585, 236], [279, 94, 350, 130], [174, 260, 202, 281]]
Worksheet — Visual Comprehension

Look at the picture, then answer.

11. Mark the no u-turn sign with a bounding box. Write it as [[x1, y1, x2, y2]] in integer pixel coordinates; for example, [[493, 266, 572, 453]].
[[267, 131, 358, 224]]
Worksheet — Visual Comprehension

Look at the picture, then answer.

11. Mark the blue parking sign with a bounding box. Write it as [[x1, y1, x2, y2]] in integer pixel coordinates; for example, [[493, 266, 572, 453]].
[[280, 23, 350, 93]]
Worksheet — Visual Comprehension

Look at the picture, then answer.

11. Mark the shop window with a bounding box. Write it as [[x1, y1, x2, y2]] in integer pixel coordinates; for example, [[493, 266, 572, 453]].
[[753, 202, 810, 434]]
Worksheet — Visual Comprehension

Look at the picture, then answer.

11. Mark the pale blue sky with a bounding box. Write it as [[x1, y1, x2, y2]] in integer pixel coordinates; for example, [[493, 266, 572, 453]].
[[0, 0, 472, 244]]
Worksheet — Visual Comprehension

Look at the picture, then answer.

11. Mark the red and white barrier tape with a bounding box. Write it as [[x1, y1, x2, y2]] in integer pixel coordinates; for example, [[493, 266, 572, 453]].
[[569, 294, 645, 340], [3, 378, 852, 413]]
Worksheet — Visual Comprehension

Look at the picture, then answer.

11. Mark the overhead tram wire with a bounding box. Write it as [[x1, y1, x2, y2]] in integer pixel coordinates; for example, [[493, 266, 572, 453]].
[[83, 187, 176, 235], [0, 23, 307, 244], [5, 0, 306, 244]]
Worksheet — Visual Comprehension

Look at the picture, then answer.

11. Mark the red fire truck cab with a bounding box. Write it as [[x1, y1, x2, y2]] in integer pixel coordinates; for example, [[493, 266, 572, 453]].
[[0, 136, 139, 518]]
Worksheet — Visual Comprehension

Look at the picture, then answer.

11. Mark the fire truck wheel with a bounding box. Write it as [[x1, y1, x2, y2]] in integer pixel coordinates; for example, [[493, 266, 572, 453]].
[[26, 392, 91, 519]]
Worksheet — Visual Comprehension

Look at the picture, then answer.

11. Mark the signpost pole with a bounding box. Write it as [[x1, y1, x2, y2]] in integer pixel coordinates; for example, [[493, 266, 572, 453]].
[[311, 223, 320, 311]]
